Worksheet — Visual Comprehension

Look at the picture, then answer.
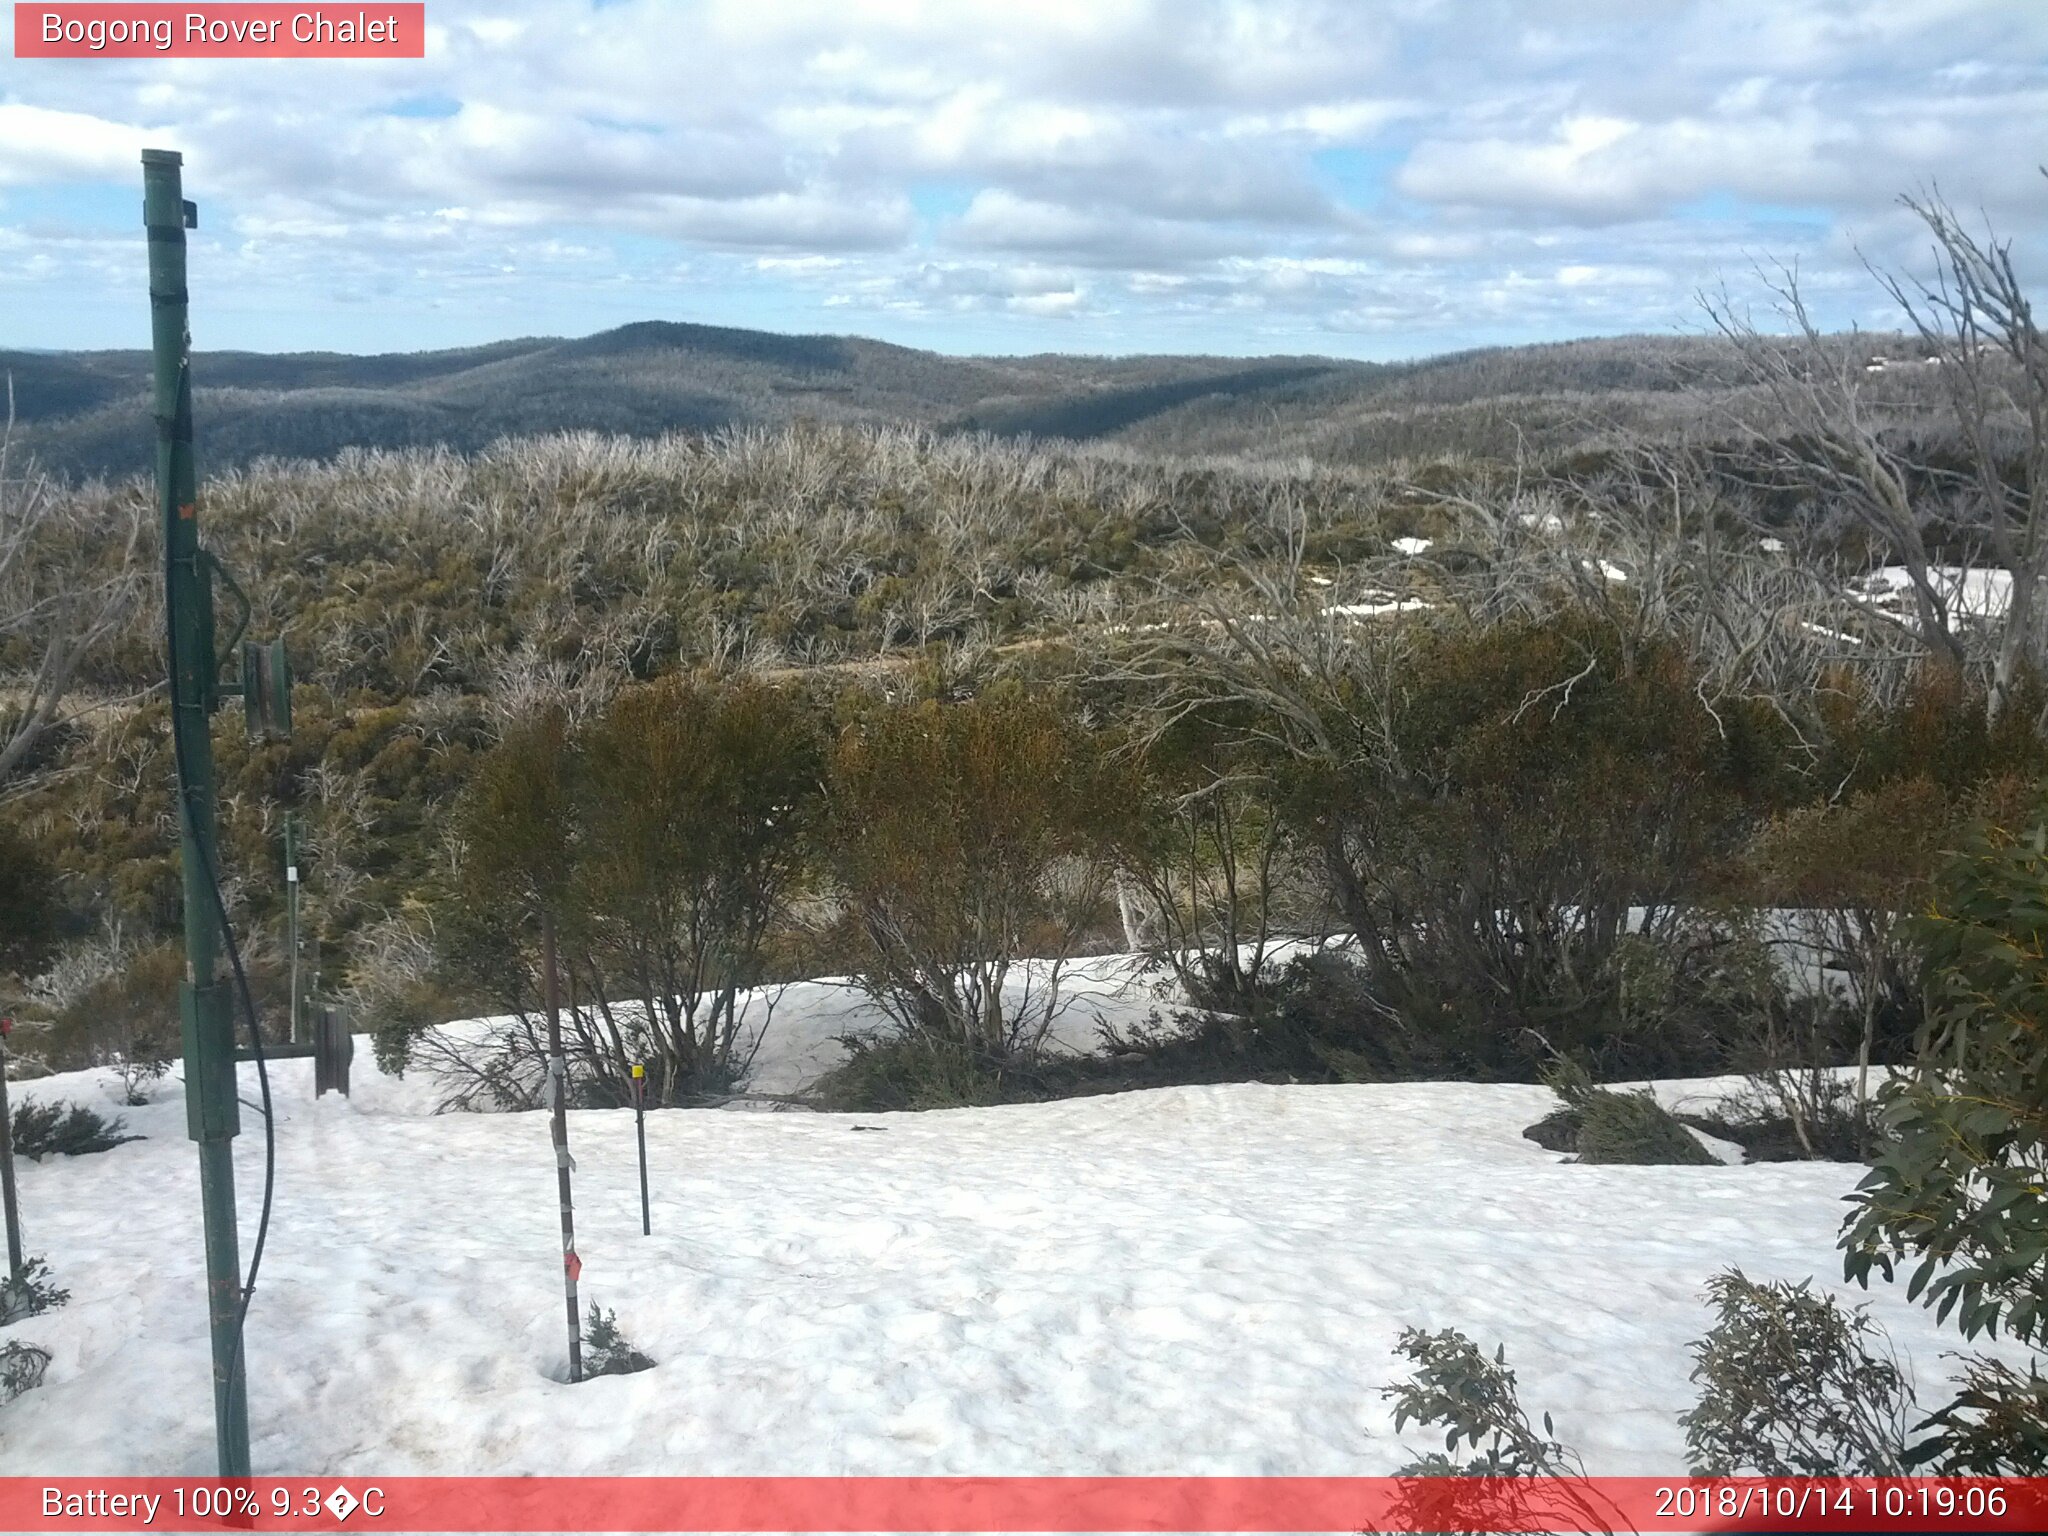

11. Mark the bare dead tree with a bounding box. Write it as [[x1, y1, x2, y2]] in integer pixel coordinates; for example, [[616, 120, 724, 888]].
[[1700, 270, 1966, 674], [1702, 182, 2045, 723], [1876, 181, 2048, 725], [0, 379, 148, 792]]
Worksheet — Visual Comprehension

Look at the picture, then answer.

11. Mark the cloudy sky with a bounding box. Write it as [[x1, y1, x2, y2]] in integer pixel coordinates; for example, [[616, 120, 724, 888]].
[[3, 0, 2045, 358]]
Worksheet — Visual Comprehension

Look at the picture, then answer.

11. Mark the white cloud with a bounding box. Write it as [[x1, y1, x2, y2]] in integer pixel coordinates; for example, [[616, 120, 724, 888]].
[[1, 0, 2043, 353], [0, 103, 157, 185]]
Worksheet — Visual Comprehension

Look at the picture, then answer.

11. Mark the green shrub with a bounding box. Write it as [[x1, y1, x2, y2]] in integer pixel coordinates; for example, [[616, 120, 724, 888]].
[[1839, 798, 2048, 1469], [437, 675, 826, 1108], [45, 941, 180, 1100], [825, 686, 1131, 1062], [1280, 611, 1787, 1081], [1577, 1091, 1717, 1166], [1383, 1328, 1582, 1477], [581, 1304, 654, 1379], [1680, 1269, 1913, 1474], [10, 1098, 139, 1161], [1686, 1069, 1872, 1163], [0, 1341, 50, 1403], [810, 1033, 1015, 1113], [1091, 954, 1385, 1084], [1520, 1106, 1580, 1153], [0, 1256, 70, 1324], [0, 821, 58, 978], [1379, 1329, 1621, 1536], [1843, 806, 2048, 1345], [1910, 1356, 2048, 1473], [1540, 1063, 1716, 1166]]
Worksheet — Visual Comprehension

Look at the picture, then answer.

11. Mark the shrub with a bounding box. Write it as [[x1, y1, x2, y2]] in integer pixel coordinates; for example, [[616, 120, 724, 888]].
[[1379, 1329, 1620, 1536], [0, 1340, 50, 1403], [1122, 712, 1298, 1012], [345, 909, 465, 1081], [826, 686, 1130, 1064], [1740, 776, 1981, 1096], [109, 1053, 170, 1107], [39, 939, 180, 1087], [0, 1256, 70, 1324], [1577, 1091, 1718, 1166], [1383, 1328, 1582, 1477], [809, 1033, 1013, 1113], [435, 676, 825, 1108], [1910, 1356, 2048, 1474], [568, 673, 825, 1101], [1840, 798, 2048, 1468], [1680, 1269, 1913, 1475], [1843, 805, 2048, 1343], [1096, 953, 1392, 1085], [10, 1098, 139, 1160], [1686, 1069, 1871, 1163], [0, 821, 58, 979], [581, 1304, 654, 1378], [1540, 1063, 1716, 1166], [1278, 611, 1784, 1080], [371, 1020, 419, 1079], [1521, 1107, 1581, 1153]]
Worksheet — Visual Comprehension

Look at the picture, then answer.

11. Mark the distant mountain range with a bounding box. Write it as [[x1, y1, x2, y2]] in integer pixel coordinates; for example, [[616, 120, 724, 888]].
[[0, 319, 1818, 481]]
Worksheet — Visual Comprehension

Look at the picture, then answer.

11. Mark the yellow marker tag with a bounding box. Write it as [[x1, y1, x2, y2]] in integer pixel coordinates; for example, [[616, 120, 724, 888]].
[[631, 1064, 644, 1079]]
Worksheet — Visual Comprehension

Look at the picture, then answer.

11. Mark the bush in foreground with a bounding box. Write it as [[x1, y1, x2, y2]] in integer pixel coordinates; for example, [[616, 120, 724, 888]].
[[10, 1099, 139, 1161], [0, 1257, 70, 1325], [1840, 799, 2048, 1470], [1680, 1269, 1913, 1475], [0, 1341, 50, 1404], [1383, 1328, 1582, 1477]]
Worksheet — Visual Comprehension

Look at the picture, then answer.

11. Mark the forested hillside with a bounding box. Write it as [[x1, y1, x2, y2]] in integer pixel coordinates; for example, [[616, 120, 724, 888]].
[[2, 322, 1935, 482]]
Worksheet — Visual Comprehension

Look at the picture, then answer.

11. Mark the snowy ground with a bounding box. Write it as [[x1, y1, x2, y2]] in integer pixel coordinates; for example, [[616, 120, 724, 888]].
[[0, 967, 2009, 1479]]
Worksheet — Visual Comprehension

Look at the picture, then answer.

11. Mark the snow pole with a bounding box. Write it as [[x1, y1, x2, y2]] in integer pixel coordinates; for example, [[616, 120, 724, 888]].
[[542, 914, 582, 1382], [0, 1017, 22, 1283], [285, 813, 303, 1046], [632, 1063, 650, 1236]]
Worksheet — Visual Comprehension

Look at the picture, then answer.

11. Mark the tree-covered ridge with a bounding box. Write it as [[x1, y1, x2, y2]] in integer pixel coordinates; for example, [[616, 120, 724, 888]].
[[2, 322, 1949, 483]]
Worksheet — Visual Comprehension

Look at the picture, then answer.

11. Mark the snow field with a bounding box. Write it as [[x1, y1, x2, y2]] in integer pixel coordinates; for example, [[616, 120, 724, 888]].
[[0, 1030, 2006, 1479]]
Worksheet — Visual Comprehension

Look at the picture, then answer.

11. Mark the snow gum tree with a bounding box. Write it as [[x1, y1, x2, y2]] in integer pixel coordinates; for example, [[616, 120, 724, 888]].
[[566, 673, 823, 1102], [1707, 182, 2047, 726], [826, 686, 1132, 1064], [434, 676, 823, 1106]]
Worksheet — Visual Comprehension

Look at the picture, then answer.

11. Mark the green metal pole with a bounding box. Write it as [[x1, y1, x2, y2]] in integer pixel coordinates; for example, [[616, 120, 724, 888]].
[[145, 147, 251, 1479]]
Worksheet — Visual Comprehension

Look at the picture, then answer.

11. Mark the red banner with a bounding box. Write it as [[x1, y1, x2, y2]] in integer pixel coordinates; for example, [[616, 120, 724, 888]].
[[3, 1477, 2046, 1533], [13, 5, 426, 58]]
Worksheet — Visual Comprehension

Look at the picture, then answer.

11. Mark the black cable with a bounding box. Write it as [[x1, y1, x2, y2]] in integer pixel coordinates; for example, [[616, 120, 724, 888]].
[[190, 795, 277, 1397], [161, 425, 277, 1412]]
